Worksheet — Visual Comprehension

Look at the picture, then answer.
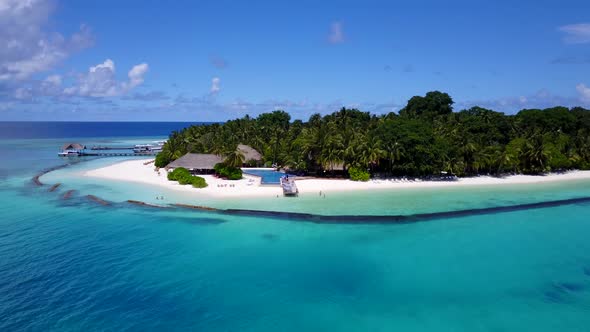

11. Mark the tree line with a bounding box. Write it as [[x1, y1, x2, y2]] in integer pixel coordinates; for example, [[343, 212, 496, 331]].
[[156, 91, 590, 177]]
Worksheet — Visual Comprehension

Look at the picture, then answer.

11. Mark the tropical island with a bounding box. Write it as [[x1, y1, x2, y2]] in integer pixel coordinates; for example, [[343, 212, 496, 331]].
[[81, 91, 590, 201], [155, 91, 590, 180]]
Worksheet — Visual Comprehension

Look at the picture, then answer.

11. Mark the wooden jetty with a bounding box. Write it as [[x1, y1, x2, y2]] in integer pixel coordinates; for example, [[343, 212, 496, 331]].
[[90, 146, 134, 150], [79, 152, 157, 157], [58, 142, 160, 157]]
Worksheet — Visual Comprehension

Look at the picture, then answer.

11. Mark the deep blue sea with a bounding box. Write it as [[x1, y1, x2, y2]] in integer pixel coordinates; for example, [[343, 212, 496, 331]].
[[1, 122, 590, 331], [0, 122, 207, 139]]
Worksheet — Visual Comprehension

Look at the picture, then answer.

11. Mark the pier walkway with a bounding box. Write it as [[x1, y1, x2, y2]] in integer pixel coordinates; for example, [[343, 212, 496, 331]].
[[79, 152, 157, 157], [90, 146, 135, 150]]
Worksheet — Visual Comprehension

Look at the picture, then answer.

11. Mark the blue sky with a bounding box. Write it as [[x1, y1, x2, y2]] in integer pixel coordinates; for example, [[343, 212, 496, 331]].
[[1, 0, 589, 121]]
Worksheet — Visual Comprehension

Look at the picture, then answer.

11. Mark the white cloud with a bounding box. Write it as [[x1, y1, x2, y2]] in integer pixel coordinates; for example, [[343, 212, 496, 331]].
[[210, 77, 220, 94], [0, 0, 93, 81], [14, 87, 32, 100], [90, 58, 115, 73], [328, 21, 345, 44], [64, 59, 149, 97], [577, 83, 590, 102], [44, 74, 62, 85], [0, 101, 15, 111], [127, 63, 149, 88], [458, 87, 589, 113], [40, 74, 62, 95], [558, 23, 590, 44]]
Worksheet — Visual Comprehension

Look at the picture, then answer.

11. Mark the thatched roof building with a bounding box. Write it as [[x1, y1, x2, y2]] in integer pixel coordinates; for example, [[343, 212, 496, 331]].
[[166, 145, 262, 173], [167, 153, 224, 171], [237, 144, 262, 161], [61, 143, 86, 151]]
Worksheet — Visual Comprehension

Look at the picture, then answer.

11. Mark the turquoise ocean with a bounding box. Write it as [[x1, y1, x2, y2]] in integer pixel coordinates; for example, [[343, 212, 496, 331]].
[[1, 122, 590, 331]]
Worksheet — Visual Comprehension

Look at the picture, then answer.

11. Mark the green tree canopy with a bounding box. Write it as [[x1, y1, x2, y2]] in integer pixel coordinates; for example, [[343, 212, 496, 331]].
[[155, 91, 590, 177]]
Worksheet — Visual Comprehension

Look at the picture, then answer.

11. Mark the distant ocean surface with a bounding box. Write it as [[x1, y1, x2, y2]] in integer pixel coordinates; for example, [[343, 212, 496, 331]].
[[1, 122, 590, 331], [0, 121, 208, 139]]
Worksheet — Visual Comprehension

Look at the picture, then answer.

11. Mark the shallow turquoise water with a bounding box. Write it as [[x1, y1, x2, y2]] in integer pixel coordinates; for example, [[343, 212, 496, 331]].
[[1, 136, 590, 331], [42, 154, 590, 216]]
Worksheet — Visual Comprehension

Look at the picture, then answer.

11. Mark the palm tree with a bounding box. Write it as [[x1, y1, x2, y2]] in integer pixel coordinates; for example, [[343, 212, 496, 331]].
[[348, 133, 383, 173], [521, 134, 549, 173], [365, 135, 384, 172], [497, 148, 516, 174], [385, 141, 405, 173], [460, 141, 477, 174], [223, 146, 245, 168], [161, 131, 187, 161]]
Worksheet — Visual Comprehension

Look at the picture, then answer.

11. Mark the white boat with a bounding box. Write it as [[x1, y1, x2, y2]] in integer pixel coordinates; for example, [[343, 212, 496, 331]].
[[59, 143, 85, 157], [133, 144, 162, 153], [280, 176, 298, 196], [58, 149, 80, 157]]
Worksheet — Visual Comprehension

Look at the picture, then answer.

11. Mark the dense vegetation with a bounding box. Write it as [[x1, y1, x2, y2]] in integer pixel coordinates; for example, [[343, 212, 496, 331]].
[[213, 163, 243, 180], [348, 167, 371, 181], [167, 167, 208, 188], [157, 91, 590, 177]]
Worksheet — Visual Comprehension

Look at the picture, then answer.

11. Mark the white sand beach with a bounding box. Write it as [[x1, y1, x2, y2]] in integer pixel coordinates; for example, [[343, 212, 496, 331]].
[[82, 158, 590, 198]]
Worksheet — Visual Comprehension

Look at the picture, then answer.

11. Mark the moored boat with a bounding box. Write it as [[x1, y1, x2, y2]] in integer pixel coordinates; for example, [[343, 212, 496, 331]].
[[58, 149, 81, 157], [133, 144, 162, 153], [58, 143, 85, 157], [280, 175, 298, 197]]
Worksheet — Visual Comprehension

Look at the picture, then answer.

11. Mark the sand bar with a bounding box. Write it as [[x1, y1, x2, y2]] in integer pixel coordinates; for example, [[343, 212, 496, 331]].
[[81, 159, 590, 198]]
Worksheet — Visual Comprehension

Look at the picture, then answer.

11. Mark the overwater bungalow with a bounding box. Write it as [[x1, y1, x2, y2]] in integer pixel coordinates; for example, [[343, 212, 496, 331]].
[[58, 143, 86, 157]]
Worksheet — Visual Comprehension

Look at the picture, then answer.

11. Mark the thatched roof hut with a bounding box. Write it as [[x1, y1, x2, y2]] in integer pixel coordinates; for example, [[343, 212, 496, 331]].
[[167, 153, 224, 171], [166, 145, 262, 173], [237, 144, 262, 161], [61, 143, 86, 151]]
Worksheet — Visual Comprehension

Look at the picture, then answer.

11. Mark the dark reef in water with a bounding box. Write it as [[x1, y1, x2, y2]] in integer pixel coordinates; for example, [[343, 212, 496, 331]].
[[556, 282, 585, 292], [32, 164, 70, 186], [86, 195, 111, 206], [48, 183, 61, 192], [261, 233, 280, 241], [64, 194, 590, 225], [544, 281, 586, 303], [177, 217, 227, 225], [172, 203, 218, 211], [222, 196, 590, 224], [127, 200, 171, 209], [62, 190, 76, 200]]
